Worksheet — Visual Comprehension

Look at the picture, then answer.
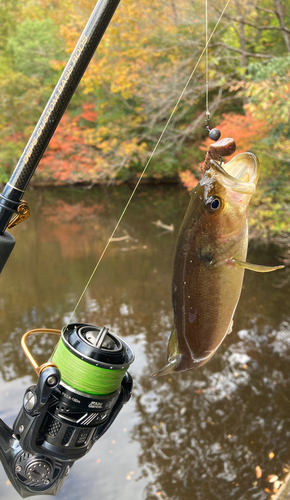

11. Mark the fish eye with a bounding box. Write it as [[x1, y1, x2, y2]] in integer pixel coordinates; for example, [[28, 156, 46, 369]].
[[205, 196, 222, 213]]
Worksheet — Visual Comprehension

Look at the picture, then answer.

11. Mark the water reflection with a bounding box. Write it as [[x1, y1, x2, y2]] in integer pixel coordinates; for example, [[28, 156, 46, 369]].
[[0, 186, 288, 500]]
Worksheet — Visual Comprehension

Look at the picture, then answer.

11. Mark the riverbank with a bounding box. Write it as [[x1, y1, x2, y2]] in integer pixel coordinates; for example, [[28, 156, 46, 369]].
[[16, 181, 289, 248]]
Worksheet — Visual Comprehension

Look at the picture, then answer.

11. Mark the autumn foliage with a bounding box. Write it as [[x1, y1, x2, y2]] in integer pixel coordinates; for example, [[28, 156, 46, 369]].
[[0, 0, 290, 196], [37, 103, 99, 183], [179, 170, 199, 192]]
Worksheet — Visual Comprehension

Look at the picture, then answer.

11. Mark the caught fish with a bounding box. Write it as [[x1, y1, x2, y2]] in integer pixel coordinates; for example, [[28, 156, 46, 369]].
[[153, 139, 284, 377]]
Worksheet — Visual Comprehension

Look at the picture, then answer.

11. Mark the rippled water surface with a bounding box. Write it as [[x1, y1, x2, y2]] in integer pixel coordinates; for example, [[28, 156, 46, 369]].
[[0, 185, 289, 500]]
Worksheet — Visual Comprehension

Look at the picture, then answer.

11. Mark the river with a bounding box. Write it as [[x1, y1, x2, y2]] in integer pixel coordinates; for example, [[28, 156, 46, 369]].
[[0, 185, 289, 500]]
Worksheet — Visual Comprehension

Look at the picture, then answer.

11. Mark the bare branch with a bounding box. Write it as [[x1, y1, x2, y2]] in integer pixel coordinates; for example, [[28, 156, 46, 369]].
[[208, 42, 273, 59], [257, 5, 290, 19], [100, 82, 136, 112], [144, 93, 242, 158], [256, 6, 276, 15], [221, 12, 290, 33]]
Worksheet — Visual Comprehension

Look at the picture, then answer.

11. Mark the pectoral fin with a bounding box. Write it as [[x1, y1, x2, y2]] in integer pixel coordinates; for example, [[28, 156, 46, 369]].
[[233, 259, 284, 273]]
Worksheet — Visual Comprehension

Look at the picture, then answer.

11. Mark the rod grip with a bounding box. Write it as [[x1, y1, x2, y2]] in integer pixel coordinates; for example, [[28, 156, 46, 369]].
[[0, 232, 15, 273]]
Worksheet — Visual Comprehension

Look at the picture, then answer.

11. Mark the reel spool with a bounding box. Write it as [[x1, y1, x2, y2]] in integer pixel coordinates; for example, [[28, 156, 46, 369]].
[[44, 323, 134, 460], [52, 323, 133, 395]]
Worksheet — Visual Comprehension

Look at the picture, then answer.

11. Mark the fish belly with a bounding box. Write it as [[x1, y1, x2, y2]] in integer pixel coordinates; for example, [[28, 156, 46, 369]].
[[169, 229, 247, 373]]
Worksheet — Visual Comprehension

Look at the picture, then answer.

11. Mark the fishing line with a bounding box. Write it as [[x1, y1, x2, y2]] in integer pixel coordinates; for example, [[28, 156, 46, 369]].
[[67, 0, 231, 324], [206, 0, 209, 123], [52, 334, 128, 395]]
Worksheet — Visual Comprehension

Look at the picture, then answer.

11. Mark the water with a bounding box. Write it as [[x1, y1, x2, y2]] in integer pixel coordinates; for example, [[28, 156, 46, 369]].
[[0, 185, 289, 500]]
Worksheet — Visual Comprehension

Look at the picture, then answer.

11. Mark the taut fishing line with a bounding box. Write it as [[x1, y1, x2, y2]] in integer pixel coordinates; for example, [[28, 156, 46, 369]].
[[205, 0, 222, 140], [67, 0, 231, 324], [206, 0, 209, 122]]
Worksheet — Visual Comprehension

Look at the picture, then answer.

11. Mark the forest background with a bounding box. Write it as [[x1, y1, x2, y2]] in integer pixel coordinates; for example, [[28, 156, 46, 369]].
[[0, 0, 289, 238]]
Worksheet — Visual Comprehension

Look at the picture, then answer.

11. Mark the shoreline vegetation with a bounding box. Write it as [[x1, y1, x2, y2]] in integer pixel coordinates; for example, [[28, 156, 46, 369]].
[[3, 180, 289, 253], [0, 0, 289, 239]]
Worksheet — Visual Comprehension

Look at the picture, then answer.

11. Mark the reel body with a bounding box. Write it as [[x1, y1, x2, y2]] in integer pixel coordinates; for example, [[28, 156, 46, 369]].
[[0, 323, 134, 497], [0, 418, 73, 498]]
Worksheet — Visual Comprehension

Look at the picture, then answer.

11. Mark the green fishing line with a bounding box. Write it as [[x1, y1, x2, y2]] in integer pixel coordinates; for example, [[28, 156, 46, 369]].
[[52, 338, 127, 395]]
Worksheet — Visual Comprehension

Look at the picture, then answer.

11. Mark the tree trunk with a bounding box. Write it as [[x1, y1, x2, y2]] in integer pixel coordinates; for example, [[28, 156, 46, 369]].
[[171, 0, 178, 26], [275, 0, 290, 52], [234, 0, 247, 68]]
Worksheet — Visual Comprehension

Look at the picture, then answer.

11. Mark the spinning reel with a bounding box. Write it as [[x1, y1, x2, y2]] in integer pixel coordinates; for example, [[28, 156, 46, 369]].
[[0, 323, 134, 497]]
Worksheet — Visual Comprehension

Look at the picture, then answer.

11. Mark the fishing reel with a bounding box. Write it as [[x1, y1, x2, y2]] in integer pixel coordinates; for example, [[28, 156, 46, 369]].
[[0, 323, 134, 498]]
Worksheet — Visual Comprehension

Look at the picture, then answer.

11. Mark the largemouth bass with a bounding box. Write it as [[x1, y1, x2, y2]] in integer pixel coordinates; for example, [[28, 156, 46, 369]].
[[154, 141, 284, 376]]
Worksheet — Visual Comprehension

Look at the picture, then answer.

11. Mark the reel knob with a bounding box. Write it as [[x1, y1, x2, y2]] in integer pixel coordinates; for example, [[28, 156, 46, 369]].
[[83, 326, 122, 352], [25, 459, 52, 485], [24, 391, 37, 412]]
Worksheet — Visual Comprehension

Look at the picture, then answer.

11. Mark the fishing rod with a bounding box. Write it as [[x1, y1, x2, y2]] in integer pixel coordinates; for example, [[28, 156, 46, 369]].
[[0, 0, 134, 497], [0, 0, 122, 269]]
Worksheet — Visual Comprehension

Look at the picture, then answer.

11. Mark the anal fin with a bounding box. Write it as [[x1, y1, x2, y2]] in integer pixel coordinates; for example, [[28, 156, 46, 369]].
[[151, 356, 181, 378], [227, 319, 233, 335], [152, 324, 181, 377]]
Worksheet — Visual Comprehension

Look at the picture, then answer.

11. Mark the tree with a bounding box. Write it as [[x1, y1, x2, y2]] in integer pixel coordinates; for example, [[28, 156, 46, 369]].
[[7, 18, 64, 81], [0, 0, 290, 188], [0, 7, 67, 181]]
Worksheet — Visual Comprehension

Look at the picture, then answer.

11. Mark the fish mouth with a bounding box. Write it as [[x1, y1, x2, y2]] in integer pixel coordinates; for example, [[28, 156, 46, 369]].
[[210, 152, 259, 195]]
